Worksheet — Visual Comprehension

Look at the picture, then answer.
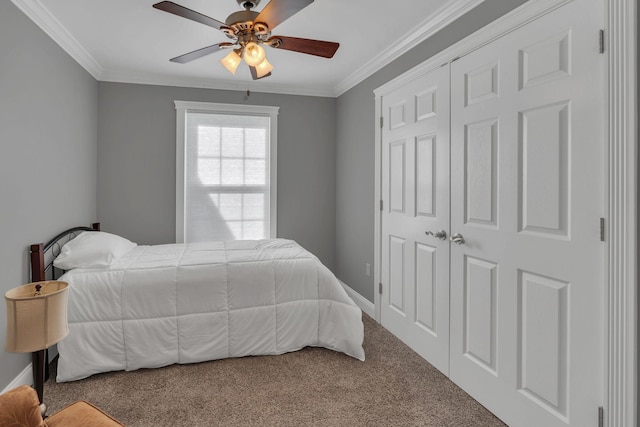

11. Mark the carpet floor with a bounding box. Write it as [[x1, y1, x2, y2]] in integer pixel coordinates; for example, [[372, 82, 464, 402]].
[[44, 315, 506, 426]]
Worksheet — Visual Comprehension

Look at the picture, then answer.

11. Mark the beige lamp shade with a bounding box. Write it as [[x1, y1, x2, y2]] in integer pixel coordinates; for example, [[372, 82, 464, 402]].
[[5, 281, 69, 353]]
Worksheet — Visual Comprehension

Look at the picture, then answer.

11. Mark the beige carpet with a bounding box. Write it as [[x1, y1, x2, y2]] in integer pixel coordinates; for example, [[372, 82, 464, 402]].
[[44, 315, 506, 426]]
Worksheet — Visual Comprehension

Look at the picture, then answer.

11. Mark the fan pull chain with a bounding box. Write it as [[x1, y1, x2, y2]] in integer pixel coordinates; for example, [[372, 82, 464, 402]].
[[244, 80, 251, 101]]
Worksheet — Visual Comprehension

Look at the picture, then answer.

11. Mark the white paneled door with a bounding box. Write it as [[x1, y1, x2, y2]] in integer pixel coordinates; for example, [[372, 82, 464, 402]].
[[380, 65, 451, 375], [449, 1, 605, 426], [379, 0, 605, 425]]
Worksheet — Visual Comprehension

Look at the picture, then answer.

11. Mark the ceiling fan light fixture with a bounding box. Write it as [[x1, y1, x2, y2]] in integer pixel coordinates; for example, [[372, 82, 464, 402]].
[[243, 42, 266, 66], [154, 0, 340, 80], [255, 58, 273, 78], [220, 49, 242, 74]]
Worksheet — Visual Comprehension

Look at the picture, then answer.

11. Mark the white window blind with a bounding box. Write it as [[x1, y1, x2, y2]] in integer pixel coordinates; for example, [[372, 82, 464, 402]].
[[175, 102, 278, 243]]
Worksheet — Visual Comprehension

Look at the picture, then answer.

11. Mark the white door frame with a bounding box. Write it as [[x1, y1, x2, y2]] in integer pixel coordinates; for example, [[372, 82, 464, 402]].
[[373, 0, 637, 426]]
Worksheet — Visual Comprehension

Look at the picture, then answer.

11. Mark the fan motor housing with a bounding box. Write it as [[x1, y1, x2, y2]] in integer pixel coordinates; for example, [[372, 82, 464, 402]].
[[225, 10, 259, 26], [236, 0, 261, 9]]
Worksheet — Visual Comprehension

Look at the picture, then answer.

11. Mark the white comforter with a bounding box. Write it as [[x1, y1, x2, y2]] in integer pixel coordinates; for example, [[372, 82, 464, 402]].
[[57, 239, 364, 382]]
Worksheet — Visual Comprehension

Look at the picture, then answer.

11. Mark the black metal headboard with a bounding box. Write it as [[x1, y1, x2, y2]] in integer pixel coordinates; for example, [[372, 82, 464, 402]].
[[30, 223, 100, 282]]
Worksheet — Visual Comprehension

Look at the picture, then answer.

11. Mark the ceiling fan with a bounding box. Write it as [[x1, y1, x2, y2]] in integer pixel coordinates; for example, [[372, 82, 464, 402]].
[[153, 0, 340, 80]]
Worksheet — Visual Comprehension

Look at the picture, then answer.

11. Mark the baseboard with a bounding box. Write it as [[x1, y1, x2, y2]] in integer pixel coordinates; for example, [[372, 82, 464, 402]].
[[1, 363, 32, 393], [1, 347, 58, 394], [340, 280, 375, 318]]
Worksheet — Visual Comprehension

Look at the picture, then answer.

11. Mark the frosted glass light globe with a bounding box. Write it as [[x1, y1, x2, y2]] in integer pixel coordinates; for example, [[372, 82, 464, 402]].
[[255, 58, 273, 78], [220, 50, 242, 75], [244, 42, 266, 67]]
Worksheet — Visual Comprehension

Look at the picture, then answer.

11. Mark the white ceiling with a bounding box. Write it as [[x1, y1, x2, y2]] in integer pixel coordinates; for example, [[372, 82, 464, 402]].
[[13, 0, 484, 97]]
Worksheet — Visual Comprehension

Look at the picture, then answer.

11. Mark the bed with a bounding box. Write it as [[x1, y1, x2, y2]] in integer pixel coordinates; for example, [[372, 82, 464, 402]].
[[30, 224, 365, 382]]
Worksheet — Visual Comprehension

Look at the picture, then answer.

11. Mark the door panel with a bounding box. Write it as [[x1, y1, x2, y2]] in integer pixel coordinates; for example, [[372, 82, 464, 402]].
[[389, 141, 406, 213], [519, 31, 570, 90], [416, 135, 437, 217], [465, 62, 500, 106], [389, 235, 406, 313], [519, 102, 569, 236], [415, 242, 436, 333], [518, 270, 569, 416], [449, 1, 604, 426], [464, 255, 498, 374], [381, 65, 451, 375], [465, 119, 499, 227]]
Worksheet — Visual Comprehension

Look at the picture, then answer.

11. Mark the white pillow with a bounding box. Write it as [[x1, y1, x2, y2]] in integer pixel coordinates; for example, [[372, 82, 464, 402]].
[[53, 231, 137, 270]]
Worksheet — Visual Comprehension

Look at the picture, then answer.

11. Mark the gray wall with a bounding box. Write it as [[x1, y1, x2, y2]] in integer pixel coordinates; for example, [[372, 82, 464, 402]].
[[335, 0, 528, 302], [97, 83, 337, 270], [0, 2, 98, 390]]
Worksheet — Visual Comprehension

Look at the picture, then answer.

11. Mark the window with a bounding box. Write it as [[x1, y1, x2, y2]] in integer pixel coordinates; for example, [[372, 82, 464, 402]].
[[175, 101, 278, 243]]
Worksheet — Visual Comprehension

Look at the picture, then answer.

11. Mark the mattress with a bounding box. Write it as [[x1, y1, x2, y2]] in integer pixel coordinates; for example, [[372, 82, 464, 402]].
[[57, 239, 365, 381]]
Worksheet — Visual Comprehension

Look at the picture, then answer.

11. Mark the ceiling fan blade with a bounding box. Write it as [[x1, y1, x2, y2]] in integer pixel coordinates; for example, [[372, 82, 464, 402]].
[[170, 44, 226, 64], [270, 36, 339, 58], [249, 66, 272, 80], [255, 0, 313, 31], [153, 1, 226, 30]]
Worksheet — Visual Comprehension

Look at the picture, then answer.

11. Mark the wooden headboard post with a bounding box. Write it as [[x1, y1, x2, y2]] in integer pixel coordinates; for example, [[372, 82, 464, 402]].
[[30, 243, 45, 282]]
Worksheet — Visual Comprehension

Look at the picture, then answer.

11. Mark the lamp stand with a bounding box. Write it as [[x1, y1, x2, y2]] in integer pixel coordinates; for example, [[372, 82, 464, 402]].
[[32, 349, 47, 416]]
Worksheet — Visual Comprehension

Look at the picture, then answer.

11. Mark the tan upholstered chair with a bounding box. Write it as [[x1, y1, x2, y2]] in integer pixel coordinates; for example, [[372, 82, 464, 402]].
[[0, 385, 124, 427]]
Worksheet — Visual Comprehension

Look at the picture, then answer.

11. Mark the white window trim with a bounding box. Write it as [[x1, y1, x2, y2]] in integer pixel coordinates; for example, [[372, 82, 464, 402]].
[[174, 101, 279, 243]]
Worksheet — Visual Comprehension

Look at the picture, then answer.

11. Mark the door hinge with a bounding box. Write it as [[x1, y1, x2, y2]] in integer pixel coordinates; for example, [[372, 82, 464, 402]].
[[599, 29, 605, 54], [379, 200, 383, 211], [380, 116, 383, 128], [600, 218, 605, 241], [378, 282, 383, 294], [598, 406, 604, 427]]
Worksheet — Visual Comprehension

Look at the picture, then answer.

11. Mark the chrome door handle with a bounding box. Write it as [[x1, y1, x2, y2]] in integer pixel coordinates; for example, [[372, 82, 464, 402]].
[[450, 233, 465, 245], [425, 230, 447, 240]]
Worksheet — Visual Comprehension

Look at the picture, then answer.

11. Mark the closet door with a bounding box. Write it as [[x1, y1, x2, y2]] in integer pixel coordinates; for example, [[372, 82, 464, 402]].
[[380, 65, 450, 375], [449, 0, 605, 426]]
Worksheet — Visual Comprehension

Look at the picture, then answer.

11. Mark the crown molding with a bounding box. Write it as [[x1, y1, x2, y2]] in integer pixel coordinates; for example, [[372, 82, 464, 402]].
[[332, 0, 486, 97], [99, 69, 336, 98], [11, 0, 103, 79]]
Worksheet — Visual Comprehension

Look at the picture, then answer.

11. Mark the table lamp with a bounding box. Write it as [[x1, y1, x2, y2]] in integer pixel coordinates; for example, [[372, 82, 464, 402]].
[[5, 281, 69, 416]]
